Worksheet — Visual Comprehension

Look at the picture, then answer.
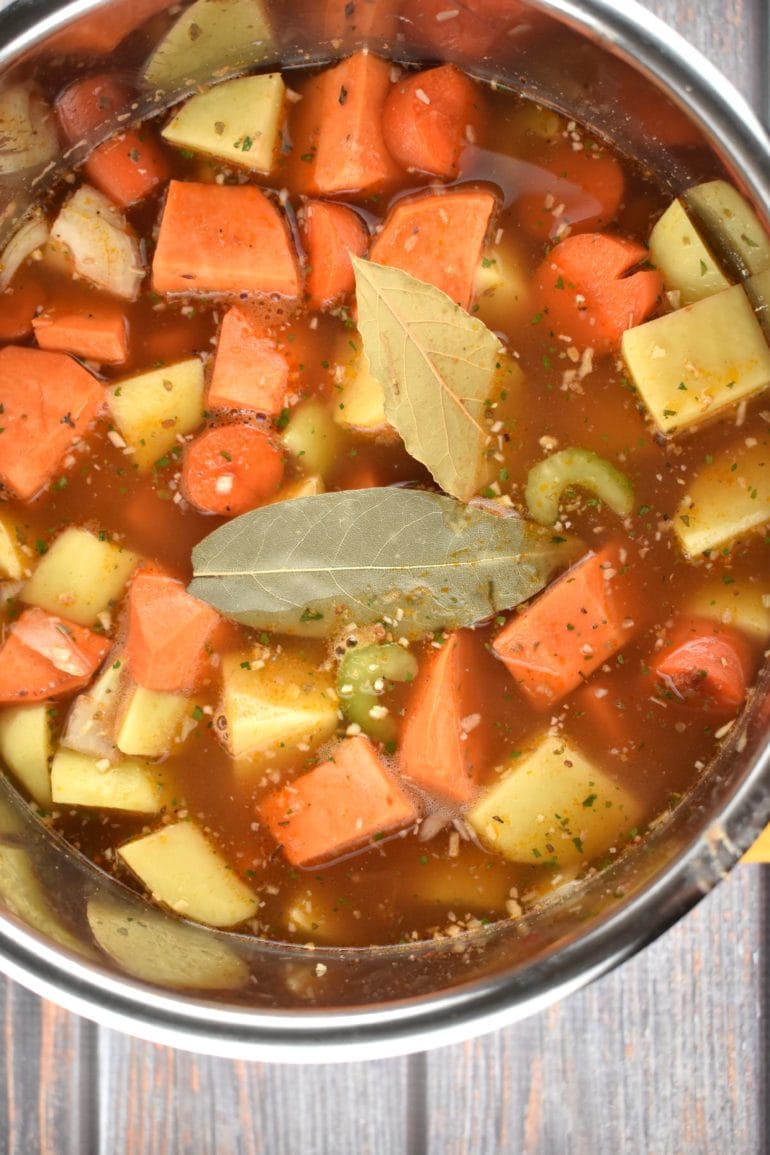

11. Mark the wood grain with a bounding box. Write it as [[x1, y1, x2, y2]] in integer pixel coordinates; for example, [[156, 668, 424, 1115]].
[[0, 3, 765, 1154]]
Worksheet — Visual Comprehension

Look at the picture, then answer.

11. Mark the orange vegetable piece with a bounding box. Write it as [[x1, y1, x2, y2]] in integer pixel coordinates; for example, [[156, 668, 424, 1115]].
[[0, 346, 102, 501], [533, 232, 662, 354], [412, 0, 538, 58], [0, 608, 110, 704], [517, 140, 625, 240], [369, 188, 497, 309], [126, 570, 220, 693], [301, 200, 368, 310], [493, 546, 632, 709], [0, 276, 47, 341], [152, 182, 301, 297], [259, 736, 419, 868], [207, 307, 289, 415], [182, 424, 284, 517], [651, 617, 754, 713], [33, 306, 128, 364], [296, 52, 401, 196], [47, 0, 171, 56], [56, 75, 169, 207], [381, 64, 482, 179], [399, 631, 484, 805]]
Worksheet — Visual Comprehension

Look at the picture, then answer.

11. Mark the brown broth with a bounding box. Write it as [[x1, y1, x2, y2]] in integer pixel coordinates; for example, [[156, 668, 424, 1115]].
[[0, 65, 768, 947]]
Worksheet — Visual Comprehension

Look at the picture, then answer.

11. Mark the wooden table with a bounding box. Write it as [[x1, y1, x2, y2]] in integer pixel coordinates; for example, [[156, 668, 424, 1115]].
[[0, 2, 767, 1151]]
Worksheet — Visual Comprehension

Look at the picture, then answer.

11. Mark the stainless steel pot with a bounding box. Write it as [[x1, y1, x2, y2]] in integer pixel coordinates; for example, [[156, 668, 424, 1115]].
[[0, 0, 768, 1062]]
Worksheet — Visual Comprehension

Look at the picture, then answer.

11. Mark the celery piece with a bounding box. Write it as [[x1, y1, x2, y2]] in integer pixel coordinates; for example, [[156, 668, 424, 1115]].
[[525, 447, 633, 526], [337, 643, 418, 744]]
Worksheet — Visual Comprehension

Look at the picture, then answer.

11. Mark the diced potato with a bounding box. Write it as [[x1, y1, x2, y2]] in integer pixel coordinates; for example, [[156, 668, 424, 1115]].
[[282, 399, 342, 479], [648, 198, 731, 305], [0, 511, 28, 581], [118, 821, 258, 927], [0, 207, 49, 291], [687, 578, 770, 642], [51, 185, 145, 300], [684, 180, 770, 279], [106, 358, 205, 471], [474, 242, 531, 331], [268, 474, 325, 504], [621, 284, 770, 434], [0, 844, 90, 956], [22, 527, 138, 627], [0, 703, 53, 807], [468, 734, 642, 869], [62, 654, 125, 759], [746, 268, 770, 340], [143, 0, 274, 93], [332, 338, 388, 433], [116, 684, 188, 758], [0, 84, 58, 175], [51, 747, 165, 813], [162, 73, 284, 174], [674, 439, 770, 557], [86, 897, 248, 989], [220, 648, 338, 759]]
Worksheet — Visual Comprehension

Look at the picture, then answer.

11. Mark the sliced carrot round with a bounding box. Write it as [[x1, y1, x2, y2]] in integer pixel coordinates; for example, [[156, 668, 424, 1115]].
[[381, 64, 482, 180], [653, 617, 753, 713], [182, 424, 284, 516]]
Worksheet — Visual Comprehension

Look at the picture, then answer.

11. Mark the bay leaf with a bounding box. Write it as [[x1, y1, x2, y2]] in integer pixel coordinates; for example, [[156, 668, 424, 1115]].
[[352, 257, 504, 502], [189, 488, 582, 638]]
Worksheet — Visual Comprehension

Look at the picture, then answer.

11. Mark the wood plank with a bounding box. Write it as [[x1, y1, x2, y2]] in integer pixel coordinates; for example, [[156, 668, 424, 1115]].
[[424, 867, 763, 1154]]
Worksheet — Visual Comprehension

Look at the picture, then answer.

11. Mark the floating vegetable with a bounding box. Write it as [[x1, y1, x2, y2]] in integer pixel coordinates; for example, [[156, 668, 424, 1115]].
[[525, 448, 634, 526]]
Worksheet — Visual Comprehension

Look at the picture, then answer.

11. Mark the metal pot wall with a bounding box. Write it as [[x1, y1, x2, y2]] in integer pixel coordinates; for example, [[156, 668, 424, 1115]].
[[0, 0, 768, 1062]]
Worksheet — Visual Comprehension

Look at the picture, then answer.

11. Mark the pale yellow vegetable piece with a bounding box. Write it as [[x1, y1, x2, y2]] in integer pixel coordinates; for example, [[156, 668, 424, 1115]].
[[0, 84, 58, 175], [648, 198, 731, 305], [51, 748, 164, 813], [0, 703, 53, 807], [282, 399, 342, 480], [0, 207, 49, 292], [143, 0, 274, 93], [687, 579, 770, 642], [406, 857, 512, 912], [116, 685, 188, 759], [162, 73, 284, 174], [746, 267, 770, 339], [51, 184, 144, 301], [0, 844, 90, 956], [220, 648, 338, 759], [474, 242, 531, 331], [106, 358, 204, 471], [22, 527, 138, 627], [268, 474, 325, 504], [62, 654, 125, 760], [332, 338, 389, 433], [684, 180, 770, 279], [621, 284, 770, 434], [0, 511, 28, 580], [674, 440, 770, 558], [87, 897, 248, 990], [468, 734, 642, 869], [118, 821, 258, 928]]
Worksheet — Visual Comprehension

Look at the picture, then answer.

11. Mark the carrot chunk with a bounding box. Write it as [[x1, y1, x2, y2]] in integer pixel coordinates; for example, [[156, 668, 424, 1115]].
[[493, 546, 632, 708], [399, 631, 484, 805], [534, 232, 662, 353], [369, 188, 497, 309], [208, 307, 289, 415], [0, 276, 47, 341], [300, 201, 368, 310], [126, 571, 220, 693], [33, 306, 128, 364], [152, 182, 301, 297], [517, 140, 624, 241], [0, 608, 110, 704], [259, 736, 419, 868], [295, 52, 401, 196], [182, 424, 284, 516], [0, 346, 102, 501], [381, 64, 482, 180], [652, 617, 753, 713], [56, 75, 169, 207]]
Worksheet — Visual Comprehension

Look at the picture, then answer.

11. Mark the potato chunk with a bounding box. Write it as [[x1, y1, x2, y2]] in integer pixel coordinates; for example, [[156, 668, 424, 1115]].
[[143, 0, 273, 93], [220, 649, 338, 759], [684, 180, 770, 279], [116, 684, 189, 758], [648, 198, 731, 305], [674, 439, 770, 557], [162, 73, 284, 174], [687, 579, 770, 642], [118, 821, 258, 927], [106, 358, 204, 471], [0, 703, 53, 806], [22, 527, 138, 627], [0, 512, 28, 581], [621, 284, 770, 434], [468, 734, 642, 869], [51, 747, 165, 813]]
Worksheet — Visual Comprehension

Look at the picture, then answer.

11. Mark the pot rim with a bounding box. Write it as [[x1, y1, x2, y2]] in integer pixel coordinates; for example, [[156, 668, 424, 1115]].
[[0, 0, 767, 1061]]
